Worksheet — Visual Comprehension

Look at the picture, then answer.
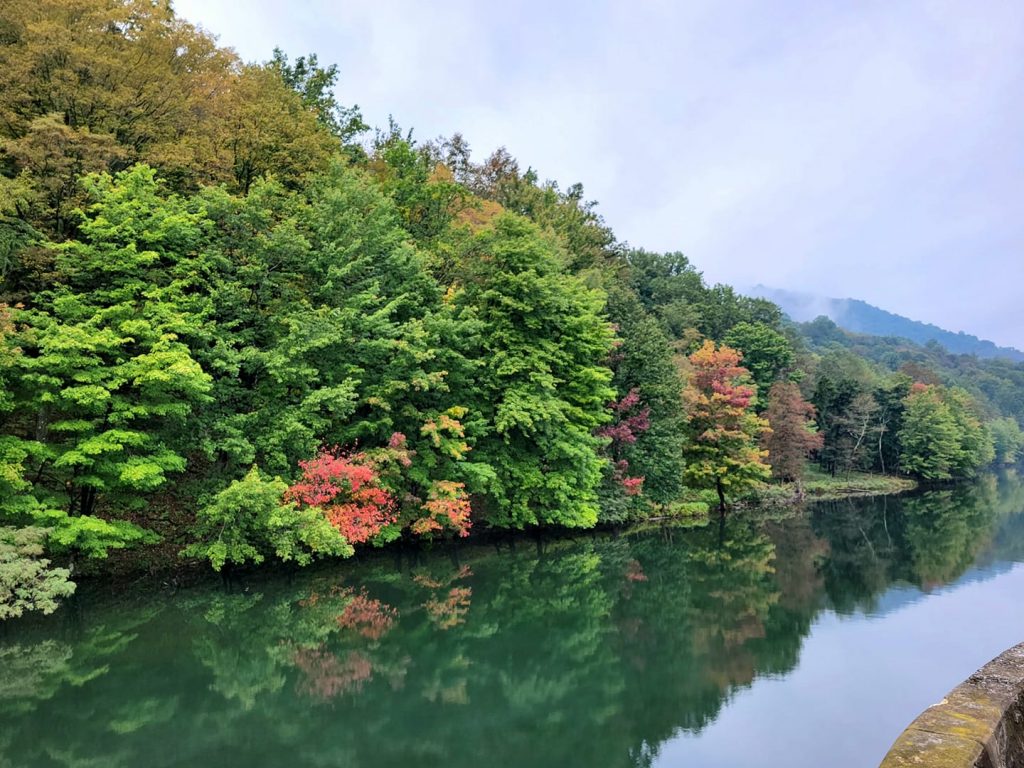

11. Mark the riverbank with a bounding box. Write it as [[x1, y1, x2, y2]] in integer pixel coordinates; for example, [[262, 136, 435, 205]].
[[645, 466, 918, 523], [746, 467, 917, 507], [77, 467, 918, 583]]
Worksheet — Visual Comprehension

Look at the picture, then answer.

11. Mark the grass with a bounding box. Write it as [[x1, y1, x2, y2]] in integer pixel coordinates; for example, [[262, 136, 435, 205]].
[[744, 464, 916, 507]]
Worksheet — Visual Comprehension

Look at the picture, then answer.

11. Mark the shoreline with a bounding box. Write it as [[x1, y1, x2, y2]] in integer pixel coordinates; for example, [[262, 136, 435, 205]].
[[67, 473, 920, 594]]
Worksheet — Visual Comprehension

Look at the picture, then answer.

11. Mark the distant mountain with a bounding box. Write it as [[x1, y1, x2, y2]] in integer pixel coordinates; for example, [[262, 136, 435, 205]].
[[751, 286, 1024, 363]]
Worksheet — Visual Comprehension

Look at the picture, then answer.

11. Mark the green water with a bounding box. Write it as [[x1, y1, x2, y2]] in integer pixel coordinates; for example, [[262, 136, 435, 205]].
[[3, 472, 1024, 767]]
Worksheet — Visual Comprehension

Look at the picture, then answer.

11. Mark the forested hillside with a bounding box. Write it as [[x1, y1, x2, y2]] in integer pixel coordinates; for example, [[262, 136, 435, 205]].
[[2, 0, 1022, 617], [754, 286, 1024, 362]]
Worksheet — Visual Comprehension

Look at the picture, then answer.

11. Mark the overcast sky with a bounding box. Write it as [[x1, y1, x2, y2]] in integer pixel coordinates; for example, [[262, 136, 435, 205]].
[[173, 0, 1024, 349]]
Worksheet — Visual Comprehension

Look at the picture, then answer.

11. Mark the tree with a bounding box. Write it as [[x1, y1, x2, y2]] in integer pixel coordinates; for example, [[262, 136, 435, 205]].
[[454, 214, 615, 528], [0, 526, 75, 619], [602, 287, 685, 512], [303, 162, 486, 534], [211, 64, 337, 194], [183, 466, 352, 572], [898, 384, 960, 480], [626, 250, 705, 339], [269, 48, 367, 147], [369, 124, 467, 244], [813, 376, 876, 477], [991, 417, 1024, 465], [284, 448, 398, 545], [682, 341, 770, 512], [0, 0, 234, 228], [723, 321, 794, 401], [834, 392, 880, 477], [944, 387, 995, 478], [5, 166, 212, 557], [763, 381, 823, 484], [595, 388, 651, 521], [872, 375, 912, 474]]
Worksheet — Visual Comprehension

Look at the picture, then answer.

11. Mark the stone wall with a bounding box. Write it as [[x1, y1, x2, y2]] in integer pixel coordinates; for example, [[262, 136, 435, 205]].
[[880, 642, 1024, 767]]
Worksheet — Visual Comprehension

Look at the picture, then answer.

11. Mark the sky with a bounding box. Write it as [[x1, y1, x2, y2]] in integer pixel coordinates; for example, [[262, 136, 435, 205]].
[[172, 0, 1024, 349]]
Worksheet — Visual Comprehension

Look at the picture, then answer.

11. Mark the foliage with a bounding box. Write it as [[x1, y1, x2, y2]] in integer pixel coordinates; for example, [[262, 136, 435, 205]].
[[763, 381, 823, 483], [183, 466, 352, 571], [0, 525, 75, 619], [284, 448, 398, 545], [0, 0, 1016, 603], [269, 48, 367, 146], [897, 383, 994, 481], [3, 166, 210, 556], [682, 341, 770, 510], [454, 215, 615, 528], [723, 321, 794, 400], [991, 417, 1024, 465], [603, 287, 686, 507]]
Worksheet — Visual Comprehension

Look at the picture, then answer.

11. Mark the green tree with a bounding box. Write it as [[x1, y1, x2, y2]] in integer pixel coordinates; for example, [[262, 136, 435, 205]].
[[626, 250, 705, 340], [944, 387, 995, 478], [991, 417, 1024, 465], [269, 48, 367, 146], [723, 321, 794, 401], [182, 466, 351, 571], [603, 287, 685, 508], [898, 384, 960, 480], [4, 166, 212, 556], [455, 214, 615, 528]]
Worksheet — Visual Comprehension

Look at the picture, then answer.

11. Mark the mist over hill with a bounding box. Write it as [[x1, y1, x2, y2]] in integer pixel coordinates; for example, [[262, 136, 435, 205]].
[[752, 286, 1024, 363]]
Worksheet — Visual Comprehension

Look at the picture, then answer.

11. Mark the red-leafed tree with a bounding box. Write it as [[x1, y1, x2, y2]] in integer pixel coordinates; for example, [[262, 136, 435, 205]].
[[597, 388, 651, 510], [682, 340, 770, 513], [763, 381, 824, 484], [285, 446, 398, 544]]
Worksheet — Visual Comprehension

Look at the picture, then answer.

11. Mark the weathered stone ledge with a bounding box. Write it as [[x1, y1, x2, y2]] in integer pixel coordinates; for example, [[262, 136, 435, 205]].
[[880, 642, 1024, 767]]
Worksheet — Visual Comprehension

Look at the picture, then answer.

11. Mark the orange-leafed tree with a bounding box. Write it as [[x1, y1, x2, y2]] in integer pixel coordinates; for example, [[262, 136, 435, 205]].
[[763, 381, 823, 484], [682, 340, 770, 513]]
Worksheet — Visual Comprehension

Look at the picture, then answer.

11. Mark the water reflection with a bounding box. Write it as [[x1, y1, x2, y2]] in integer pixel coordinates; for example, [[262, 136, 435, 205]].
[[1, 472, 1023, 768]]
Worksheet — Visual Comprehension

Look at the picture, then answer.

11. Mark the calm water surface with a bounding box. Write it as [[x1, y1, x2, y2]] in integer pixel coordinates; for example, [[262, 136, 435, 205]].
[[3, 472, 1024, 767]]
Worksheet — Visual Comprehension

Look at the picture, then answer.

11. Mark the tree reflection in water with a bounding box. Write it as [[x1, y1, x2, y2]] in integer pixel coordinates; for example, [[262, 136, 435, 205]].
[[0, 472, 1022, 768]]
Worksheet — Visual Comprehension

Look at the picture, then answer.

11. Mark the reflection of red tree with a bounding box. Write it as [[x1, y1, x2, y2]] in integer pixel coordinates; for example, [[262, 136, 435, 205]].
[[425, 587, 473, 630], [337, 591, 398, 640], [413, 565, 472, 590], [293, 648, 373, 700]]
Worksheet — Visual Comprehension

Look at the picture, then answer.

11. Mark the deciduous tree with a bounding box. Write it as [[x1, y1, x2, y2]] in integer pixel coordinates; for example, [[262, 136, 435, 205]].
[[454, 214, 615, 528], [763, 381, 823, 483], [682, 341, 770, 512]]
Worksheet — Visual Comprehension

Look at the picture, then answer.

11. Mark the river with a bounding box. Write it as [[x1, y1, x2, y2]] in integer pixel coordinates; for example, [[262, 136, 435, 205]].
[[2, 471, 1024, 767]]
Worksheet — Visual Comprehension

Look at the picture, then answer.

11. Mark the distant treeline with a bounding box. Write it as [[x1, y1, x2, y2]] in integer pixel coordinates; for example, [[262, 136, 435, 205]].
[[755, 286, 1024, 363]]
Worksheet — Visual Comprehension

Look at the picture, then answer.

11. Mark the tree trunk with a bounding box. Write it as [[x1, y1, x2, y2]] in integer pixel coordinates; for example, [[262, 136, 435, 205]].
[[716, 478, 727, 515]]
